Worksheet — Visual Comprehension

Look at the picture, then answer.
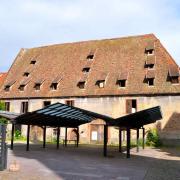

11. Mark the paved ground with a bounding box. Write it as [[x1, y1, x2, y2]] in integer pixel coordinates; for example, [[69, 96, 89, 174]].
[[0, 144, 180, 180]]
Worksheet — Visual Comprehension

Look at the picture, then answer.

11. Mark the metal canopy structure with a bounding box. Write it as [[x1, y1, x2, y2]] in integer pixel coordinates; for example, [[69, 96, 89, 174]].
[[0, 111, 20, 121], [15, 103, 113, 127], [7, 103, 162, 158], [109, 106, 162, 128]]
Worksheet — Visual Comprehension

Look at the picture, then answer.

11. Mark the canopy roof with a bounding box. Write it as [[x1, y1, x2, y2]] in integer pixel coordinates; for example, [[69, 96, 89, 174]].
[[15, 103, 113, 127], [109, 106, 162, 128], [14, 103, 162, 128], [0, 111, 20, 120]]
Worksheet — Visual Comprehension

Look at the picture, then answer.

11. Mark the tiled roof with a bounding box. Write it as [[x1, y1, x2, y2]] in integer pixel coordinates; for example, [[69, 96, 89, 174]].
[[0, 73, 7, 88], [0, 33, 180, 99]]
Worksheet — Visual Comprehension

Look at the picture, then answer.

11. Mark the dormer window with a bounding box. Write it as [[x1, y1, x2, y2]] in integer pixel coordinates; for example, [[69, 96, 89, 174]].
[[87, 51, 95, 60], [4, 81, 16, 92], [148, 78, 154, 86], [19, 85, 25, 91], [145, 42, 154, 55], [118, 80, 126, 87], [146, 64, 154, 69], [50, 83, 58, 90], [50, 75, 62, 91], [117, 71, 128, 88], [30, 60, 36, 64], [145, 70, 155, 86], [34, 79, 44, 91], [145, 55, 155, 69], [34, 83, 41, 90], [87, 54, 94, 60], [168, 65, 180, 84], [145, 49, 154, 55], [170, 77, 179, 84], [82, 67, 90, 73], [23, 72, 30, 77], [4, 85, 10, 92], [19, 79, 29, 91], [97, 80, 105, 88], [77, 81, 85, 89]]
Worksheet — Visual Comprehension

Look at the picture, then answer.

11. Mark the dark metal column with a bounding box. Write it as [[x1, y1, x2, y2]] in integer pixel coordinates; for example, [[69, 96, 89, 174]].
[[57, 127, 60, 149], [76, 127, 79, 147], [10, 123, 15, 150], [43, 126, 46, 148], [136, 128, 139, 152], [119, 127, 122, 152], [65, 127, 67, 147], [103, 125, 108, 157], [26, 125, 30, 151], [142, 127, 145, 149], [126, 128, 131, 158]]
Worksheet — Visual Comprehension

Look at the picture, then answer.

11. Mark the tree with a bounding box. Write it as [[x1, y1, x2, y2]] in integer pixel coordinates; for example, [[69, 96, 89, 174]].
[[0, 101, 5, 110], [0, 101, 7, 124]]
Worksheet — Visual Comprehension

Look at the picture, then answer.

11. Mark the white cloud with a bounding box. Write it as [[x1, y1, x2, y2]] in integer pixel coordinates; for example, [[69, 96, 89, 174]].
[[0, 0, 180, 71]]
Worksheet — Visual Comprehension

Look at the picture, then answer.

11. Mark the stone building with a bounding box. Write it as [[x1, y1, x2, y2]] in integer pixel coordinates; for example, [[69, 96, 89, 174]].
[[0, 34, 180, 145]]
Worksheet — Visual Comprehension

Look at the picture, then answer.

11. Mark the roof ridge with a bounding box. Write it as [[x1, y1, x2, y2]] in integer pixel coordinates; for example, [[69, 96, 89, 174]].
[[26, 33, 156, 50]]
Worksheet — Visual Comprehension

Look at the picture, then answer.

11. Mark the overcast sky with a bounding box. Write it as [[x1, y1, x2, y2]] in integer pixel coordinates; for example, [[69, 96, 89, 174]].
[[0, 0, 180, 72]]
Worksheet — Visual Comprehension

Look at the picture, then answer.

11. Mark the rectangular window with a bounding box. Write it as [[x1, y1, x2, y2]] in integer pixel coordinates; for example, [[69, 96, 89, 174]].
[[50, 83, 58, 90], [118, 80, 126, 87], [126, 99, 137, 114], [5, 102, 10, 111], [21, 102, 28, 113], [43, 101, 51, 107], [77, 81, 85, 89], [66, 100, 74, 106]]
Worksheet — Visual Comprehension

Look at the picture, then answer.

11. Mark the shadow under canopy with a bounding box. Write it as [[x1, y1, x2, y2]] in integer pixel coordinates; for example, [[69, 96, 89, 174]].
[[0, 103, 162, 158]]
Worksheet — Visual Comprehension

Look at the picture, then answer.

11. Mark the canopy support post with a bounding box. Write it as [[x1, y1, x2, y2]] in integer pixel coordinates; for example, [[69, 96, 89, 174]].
[[103, 124, 108, 157], [126, 128, 131, 158], [142, 127, 145, 149], [43, 126, 46, 148], [136, 128, 139, 152], [119, 127, 122, 152], [76, 127, 79, 147], [10, 123, 15, 150], [26, 125, 30, 151], [65, 127, 67, 147], [57, 127, 60, 149]]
